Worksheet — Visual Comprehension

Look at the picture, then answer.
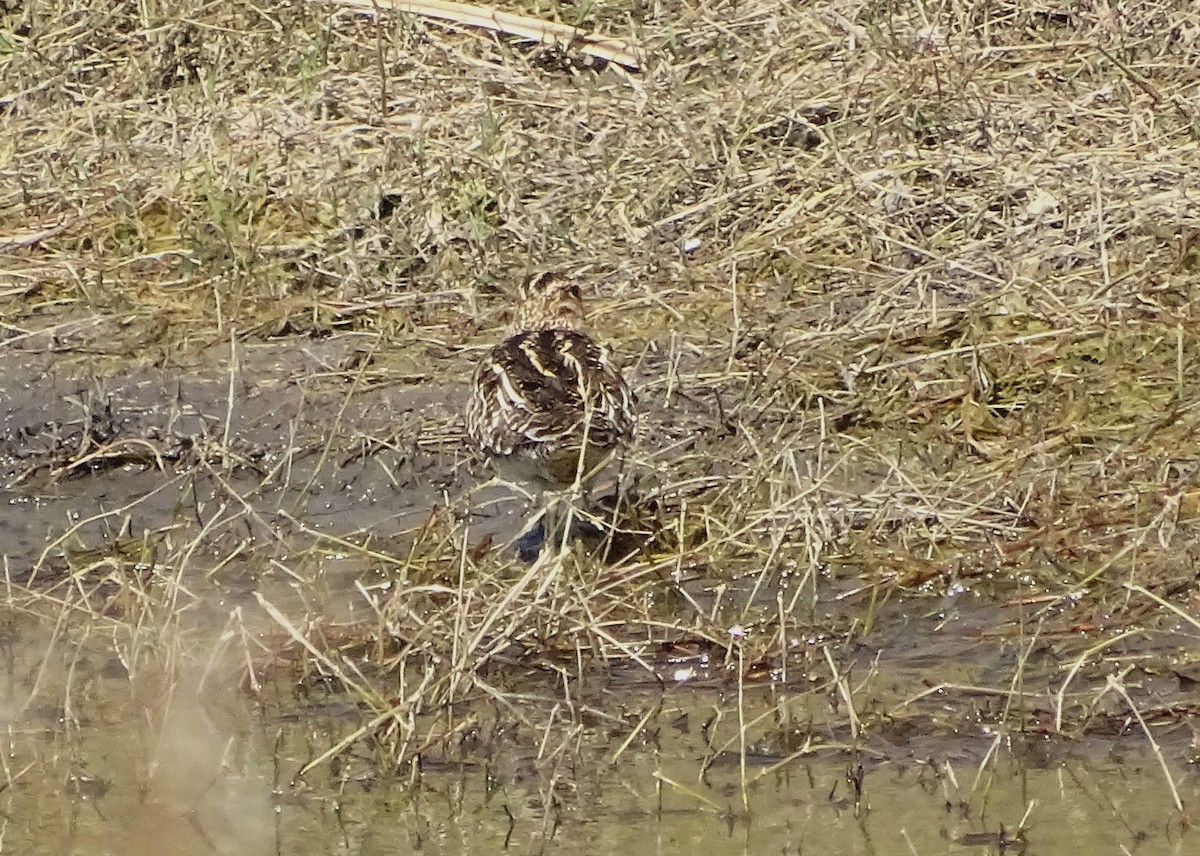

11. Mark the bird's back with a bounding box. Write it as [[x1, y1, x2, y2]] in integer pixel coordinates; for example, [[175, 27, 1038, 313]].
[[467, 326, 635, 486]]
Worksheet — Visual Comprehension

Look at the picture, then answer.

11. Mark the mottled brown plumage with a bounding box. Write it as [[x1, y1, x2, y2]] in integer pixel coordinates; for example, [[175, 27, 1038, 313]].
[[466, 272, 636, 488]]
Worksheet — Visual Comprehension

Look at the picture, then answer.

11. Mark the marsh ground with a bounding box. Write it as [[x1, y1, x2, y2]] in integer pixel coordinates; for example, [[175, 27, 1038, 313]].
[[3, 0, 1200, 853]]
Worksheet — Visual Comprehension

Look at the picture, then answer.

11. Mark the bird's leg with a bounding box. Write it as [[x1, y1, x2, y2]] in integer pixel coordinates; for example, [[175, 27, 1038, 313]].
[[542, 485, 581, 556], [515, 515, 547, 562], [553, 432, 600, 554], [513, 485, 555, 561], [466, 469, 548, 560]]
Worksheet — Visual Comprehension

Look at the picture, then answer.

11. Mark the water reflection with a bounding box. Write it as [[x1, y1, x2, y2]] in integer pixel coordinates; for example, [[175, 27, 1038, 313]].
[[3, 668, 1194, 856]]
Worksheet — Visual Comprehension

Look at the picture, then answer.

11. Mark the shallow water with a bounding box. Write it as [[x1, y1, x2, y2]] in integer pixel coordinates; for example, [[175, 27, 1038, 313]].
[[3, 656, 1195, 856]]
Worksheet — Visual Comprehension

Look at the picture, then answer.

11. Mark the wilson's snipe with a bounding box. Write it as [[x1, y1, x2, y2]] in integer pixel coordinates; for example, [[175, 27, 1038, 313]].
[[467, 270, 636, 485], [466, 271, 636, 552]]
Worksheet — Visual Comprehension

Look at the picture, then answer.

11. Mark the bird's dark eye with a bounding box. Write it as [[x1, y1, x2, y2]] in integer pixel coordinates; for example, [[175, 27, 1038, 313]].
[[567, 284, 581, 299]]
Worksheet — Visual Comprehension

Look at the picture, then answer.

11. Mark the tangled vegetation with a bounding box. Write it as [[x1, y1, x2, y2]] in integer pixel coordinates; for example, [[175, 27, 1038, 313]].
[[3, 0, 1200, 850]]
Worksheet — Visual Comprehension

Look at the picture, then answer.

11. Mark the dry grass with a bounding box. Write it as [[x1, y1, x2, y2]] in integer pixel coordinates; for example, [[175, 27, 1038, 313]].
[[4, 0, 1200, 835]]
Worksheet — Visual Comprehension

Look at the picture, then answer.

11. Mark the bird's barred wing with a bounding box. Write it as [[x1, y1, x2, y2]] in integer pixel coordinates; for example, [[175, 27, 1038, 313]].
[[467, 329, 635, 456]]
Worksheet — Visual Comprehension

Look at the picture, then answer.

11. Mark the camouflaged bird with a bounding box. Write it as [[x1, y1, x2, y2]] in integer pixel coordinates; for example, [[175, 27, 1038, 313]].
[[466, 271, 636, 488]]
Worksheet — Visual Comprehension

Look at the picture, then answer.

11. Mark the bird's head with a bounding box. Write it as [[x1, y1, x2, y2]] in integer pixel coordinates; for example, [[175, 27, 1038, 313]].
[[513, 271, 586, 332]]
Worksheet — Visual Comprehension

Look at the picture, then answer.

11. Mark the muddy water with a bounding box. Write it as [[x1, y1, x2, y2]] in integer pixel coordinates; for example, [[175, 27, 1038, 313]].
[[2, 349, 1197, 855]]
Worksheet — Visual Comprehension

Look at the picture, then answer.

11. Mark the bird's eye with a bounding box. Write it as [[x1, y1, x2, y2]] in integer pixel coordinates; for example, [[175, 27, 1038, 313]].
[[567, 285, 581, 299]]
